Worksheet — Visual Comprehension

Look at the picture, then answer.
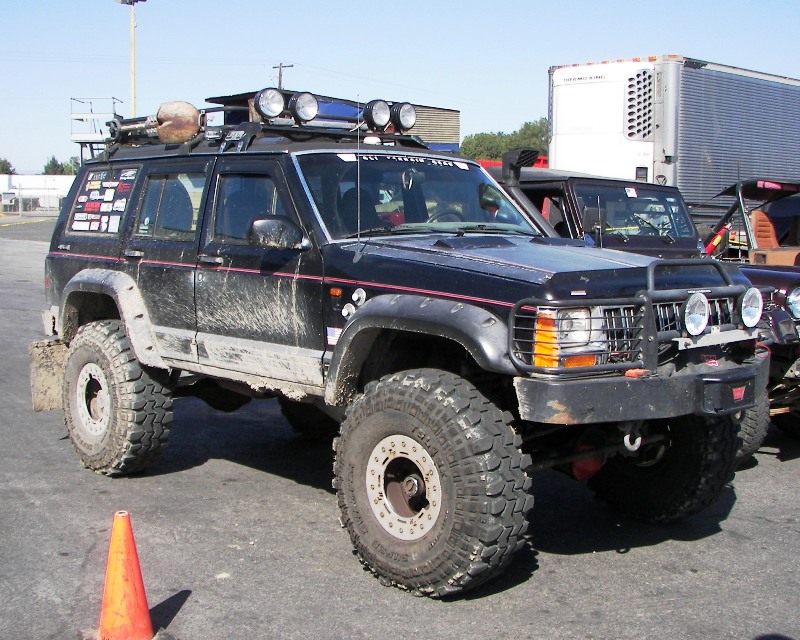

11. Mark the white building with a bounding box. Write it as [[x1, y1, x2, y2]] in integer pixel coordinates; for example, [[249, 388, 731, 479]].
[[1, 174, 75, 213]]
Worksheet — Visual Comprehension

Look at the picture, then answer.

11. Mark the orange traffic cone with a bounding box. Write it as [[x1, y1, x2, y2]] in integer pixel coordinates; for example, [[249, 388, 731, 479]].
[[97, 511, 154, 640]]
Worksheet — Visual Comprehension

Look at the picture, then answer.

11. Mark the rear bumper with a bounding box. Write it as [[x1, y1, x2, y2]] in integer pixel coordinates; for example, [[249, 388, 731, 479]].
[[514, 353, 769, 424]]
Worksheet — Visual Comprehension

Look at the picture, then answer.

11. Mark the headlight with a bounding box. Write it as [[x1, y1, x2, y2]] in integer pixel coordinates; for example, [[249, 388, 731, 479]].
[[288, 92, 319, 123], [739, 287, 763, 328], [557, 308, 592, 346], [683, 292, 710, 336], [364, 100, 391, 130], [786, 286, 800, 319], [254, 88, 285, 119], [390, 102, 416, 131]]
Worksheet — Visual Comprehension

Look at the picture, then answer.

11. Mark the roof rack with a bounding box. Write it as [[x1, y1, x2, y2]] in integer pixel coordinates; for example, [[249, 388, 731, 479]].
[[100, 89, 427, 154]]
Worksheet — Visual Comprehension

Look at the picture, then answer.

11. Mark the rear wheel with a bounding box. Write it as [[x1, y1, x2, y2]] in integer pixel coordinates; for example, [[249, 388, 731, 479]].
[[588, 415, 738, 523], [333, 368, 533, 597], [63, 320, 172, 475]]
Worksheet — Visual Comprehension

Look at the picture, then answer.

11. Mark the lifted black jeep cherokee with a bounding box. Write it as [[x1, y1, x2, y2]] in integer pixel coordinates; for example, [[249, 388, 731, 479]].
[[31, 90, 768, 597]]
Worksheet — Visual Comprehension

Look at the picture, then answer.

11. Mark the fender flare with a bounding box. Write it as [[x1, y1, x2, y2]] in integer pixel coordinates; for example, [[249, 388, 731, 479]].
[[324, 293, 516, 406], [60, 269, 166, 369]]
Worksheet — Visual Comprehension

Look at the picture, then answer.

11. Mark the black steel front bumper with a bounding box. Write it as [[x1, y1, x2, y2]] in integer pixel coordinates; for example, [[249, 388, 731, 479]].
[[513, 354, 770, 425]]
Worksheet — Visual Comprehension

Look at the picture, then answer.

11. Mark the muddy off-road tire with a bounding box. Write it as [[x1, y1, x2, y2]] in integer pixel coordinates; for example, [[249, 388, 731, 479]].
[[63, 320, 172, 475], [278, 397, 340, 441], [588, 415, 738, 523], [735, 392, 771, 464], [333, 368, 533, 598]]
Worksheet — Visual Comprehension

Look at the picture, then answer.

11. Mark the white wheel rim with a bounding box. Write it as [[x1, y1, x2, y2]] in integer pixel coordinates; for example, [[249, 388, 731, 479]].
[[365, 434, 442, 541], [76, 362, 110, 437]]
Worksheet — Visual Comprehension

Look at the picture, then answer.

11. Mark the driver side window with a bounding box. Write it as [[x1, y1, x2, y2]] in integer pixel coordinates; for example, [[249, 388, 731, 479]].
[[214, 174, 286, 243]]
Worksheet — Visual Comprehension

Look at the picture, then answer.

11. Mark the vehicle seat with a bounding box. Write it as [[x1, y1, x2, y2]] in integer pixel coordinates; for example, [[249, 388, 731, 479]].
[[159, 181, 194, 239], [581, 207, 606, 233], [751, 210, 780, 249], [338, 188, 380, 235]]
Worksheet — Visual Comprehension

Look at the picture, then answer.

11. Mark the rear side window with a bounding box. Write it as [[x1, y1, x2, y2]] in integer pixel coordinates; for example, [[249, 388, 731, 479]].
[[135, 173, 205, 240], [68, 167, 139, 234]]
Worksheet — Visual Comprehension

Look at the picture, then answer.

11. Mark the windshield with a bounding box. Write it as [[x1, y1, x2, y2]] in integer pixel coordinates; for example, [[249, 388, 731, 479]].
[[296, 152, 540, 240], [574, 182, 695, 239]]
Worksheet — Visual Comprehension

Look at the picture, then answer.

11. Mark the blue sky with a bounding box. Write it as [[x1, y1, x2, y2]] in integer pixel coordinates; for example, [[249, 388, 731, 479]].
[[3, 0, 800, 173]]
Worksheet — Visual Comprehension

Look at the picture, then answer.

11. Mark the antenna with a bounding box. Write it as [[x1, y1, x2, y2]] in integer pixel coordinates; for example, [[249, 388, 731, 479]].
[[354, 95, 365, 261]]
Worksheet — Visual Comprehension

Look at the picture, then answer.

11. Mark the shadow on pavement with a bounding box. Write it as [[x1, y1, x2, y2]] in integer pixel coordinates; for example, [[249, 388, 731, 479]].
[[148, 397, 335, 493], [150, 589, 192, 631]]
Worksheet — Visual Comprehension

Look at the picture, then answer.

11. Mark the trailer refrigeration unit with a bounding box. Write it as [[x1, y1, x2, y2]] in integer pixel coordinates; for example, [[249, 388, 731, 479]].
[[548, 55, 800, 211]]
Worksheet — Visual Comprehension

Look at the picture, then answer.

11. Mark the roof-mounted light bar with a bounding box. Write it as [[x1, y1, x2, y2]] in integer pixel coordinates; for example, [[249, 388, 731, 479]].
[[254, 88, 285, 119], [363, 99, 416, 132], [254, 88, 320, 124], [251, 89, 416, 133], [390, 102, 416, 131]]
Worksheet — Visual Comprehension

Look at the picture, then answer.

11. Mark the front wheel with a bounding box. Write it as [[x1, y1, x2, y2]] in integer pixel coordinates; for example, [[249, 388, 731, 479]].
[[333, 369, 533, 597], [735, 391, 771, 464], [588, 415, 738, 523], [63, 320, 172, 475]]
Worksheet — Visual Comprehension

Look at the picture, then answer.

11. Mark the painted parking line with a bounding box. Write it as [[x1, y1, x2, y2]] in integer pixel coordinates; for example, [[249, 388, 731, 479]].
[[0, 217, 53, 227]]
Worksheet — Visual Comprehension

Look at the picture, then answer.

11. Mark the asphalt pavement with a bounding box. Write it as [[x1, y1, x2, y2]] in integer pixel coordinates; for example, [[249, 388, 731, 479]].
[[0, 217, 798, 640]]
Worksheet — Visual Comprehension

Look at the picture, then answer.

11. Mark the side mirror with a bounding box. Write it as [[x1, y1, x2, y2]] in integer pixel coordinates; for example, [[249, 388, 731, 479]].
[[248, 218, 309, 250]]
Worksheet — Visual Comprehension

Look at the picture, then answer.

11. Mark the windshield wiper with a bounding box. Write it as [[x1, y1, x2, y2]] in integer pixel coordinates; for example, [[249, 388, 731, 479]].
[[588, 227, 628, 243], [632, 214, 675, 244], [344, 224, 462, 239], [456, 224, 541, 237]]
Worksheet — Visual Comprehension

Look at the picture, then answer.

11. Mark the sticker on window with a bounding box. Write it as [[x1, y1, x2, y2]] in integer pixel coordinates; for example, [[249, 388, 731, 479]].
[[70, 167, 138, 233]]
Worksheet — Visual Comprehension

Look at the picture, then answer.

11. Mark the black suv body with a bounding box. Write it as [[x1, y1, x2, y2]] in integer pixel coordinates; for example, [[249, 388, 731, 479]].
[[32, 93, 768, 597]]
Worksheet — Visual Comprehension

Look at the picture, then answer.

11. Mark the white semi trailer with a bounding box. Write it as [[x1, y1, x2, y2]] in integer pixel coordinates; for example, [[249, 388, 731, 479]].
[[548, 54, 800, 208]]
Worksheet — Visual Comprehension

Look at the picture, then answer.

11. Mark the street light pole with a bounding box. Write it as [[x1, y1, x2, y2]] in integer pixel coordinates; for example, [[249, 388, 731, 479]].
[[113, 0, 146, 117]]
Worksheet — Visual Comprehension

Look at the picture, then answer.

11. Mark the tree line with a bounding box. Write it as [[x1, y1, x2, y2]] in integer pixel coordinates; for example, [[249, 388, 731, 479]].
[[0, 156, 80, 175], [458, 117, 549, 160]]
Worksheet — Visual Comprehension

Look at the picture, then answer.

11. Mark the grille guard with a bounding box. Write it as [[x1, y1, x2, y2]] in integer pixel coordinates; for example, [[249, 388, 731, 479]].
[[508, 259, 753, 375]]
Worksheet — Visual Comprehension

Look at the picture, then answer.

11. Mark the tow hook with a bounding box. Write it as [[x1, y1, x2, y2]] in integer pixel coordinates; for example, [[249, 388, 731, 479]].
[[619, 421, 643, 452]]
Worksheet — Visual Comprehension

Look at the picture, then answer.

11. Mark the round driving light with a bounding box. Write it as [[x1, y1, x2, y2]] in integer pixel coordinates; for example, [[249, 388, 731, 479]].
[[683, 292, 710, 336], [288, 92, 319, 123], [390, 102, 416, 131], [254, 88, 284, 119], [740, 287, 763, 328], [786, 286, 800, 319], [364, 100, 390, 130]]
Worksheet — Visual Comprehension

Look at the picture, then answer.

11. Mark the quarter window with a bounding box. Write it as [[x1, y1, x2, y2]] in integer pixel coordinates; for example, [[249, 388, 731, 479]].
[[68, 167, 139, 234]]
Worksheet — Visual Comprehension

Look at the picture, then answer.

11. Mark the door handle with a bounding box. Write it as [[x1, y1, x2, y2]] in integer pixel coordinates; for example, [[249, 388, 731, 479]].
[[124, 249, 144, 259], [198, 255, 225, 266]]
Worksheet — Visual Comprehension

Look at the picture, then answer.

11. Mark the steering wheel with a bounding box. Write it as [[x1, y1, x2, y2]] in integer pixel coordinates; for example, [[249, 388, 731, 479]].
[[428, 210, 464, 223]]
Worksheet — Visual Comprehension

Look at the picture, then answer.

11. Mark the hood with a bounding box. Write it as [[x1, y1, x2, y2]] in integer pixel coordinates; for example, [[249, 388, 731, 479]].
[[339, 234, 654, 284], [321, 233, 741, 307]]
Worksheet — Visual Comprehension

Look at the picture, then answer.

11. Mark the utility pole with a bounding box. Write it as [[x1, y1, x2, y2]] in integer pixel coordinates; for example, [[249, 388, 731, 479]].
[[113, 0, 147, 117], [272, 62, 294, 90]]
